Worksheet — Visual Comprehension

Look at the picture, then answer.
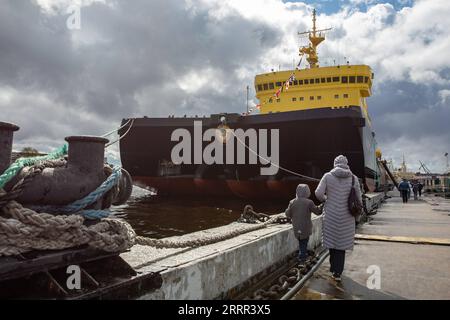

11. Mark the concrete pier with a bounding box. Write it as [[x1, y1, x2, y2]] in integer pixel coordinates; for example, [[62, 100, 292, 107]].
[[121, 217, 323, 299], [117, 192, 388, 300], [294, 193, 450, 300]]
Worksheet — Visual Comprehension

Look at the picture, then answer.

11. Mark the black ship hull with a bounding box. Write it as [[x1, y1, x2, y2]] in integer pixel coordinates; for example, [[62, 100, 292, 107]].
[[119, 106, 380, 200]]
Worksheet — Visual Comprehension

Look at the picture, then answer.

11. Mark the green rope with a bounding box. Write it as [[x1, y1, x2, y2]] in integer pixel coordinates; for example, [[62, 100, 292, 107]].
[[0, 144, 68, 189]]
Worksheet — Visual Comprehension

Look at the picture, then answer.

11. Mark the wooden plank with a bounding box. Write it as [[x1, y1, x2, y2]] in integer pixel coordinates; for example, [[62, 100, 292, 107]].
[[355, 234, 450, 246], [0, 247, 118, 282]]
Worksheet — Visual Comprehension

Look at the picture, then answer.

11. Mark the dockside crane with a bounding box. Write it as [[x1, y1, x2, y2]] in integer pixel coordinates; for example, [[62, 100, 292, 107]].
[[418, 161, 432, 175], [378, 159, 399, 190]]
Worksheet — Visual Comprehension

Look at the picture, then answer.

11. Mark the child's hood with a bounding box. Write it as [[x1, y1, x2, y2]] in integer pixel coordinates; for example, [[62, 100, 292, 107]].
[[296, 184, 311, 199]]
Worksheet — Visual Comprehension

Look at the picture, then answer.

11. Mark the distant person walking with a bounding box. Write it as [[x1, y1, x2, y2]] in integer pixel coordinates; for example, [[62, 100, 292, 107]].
[[285, 184, 322, 266], [418, 182, 424, 197], [407, 181, 412, 200], [412, 183, 419, 200], [398, 179, 410, 203], [315, 155, 362, 282]]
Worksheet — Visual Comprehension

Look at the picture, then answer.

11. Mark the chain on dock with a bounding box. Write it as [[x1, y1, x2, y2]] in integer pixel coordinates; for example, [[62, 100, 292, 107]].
[[239, 250, 327, 300]]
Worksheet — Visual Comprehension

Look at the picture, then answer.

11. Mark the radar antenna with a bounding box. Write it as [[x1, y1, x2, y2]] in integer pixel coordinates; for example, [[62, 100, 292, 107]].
[[298, 9, 332, 68]]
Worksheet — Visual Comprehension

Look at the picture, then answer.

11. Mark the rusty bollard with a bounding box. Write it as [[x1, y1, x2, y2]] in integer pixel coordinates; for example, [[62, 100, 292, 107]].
[[11, 136, 109, 205], [0, 121, 19, 175]]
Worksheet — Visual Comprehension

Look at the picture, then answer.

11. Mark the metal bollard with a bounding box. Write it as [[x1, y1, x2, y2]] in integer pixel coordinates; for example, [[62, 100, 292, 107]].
[[66, 136, 108, 173], [0, 121, 20, 175], [10, 136, 109, 205]]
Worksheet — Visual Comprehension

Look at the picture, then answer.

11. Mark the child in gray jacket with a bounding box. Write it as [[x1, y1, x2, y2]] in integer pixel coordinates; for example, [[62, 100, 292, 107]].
[[285, 184, 322, 264]]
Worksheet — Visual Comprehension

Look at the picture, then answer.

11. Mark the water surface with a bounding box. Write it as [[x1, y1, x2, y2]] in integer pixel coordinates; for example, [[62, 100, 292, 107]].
[[112, 187, 288, 238]]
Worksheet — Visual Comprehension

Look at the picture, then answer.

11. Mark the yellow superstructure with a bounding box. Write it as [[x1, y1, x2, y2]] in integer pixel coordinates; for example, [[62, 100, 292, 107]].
[[255, 10, 374, 119]]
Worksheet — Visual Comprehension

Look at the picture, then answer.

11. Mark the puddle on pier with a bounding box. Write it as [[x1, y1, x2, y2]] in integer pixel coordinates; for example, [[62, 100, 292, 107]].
[[111, 187, 287, 239], [293, 272, 357, 300]]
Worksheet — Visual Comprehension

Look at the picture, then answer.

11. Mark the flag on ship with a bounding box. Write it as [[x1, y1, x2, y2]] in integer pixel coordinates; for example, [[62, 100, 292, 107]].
[[275, 87, 282, 98]]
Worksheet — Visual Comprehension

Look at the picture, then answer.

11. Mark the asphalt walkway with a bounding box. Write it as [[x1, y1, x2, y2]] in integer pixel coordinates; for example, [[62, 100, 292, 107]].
[[294, 193, 450, 300]]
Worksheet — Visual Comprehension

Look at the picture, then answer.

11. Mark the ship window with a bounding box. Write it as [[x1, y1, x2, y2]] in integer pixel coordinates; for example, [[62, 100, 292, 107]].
[[315, 78, 320, 84], [276, 82, 282, 87], [304, 79, 309, 84], [334, 94, 339, 99], [293, 80, 298, 85], [299, 80, 304, 85], [263, 83, 269, 90], [257, 85, 263, 92], [364, 76, 369, 83], [327, 77, 332, 83], [321, 78, 326, 83], [344, 94, 349, 98], [349, 76, 356, 83], [342, 76, 348, 83], [276, 98, 281, 103], [310, 79, 315, 84], [269, 83, 275, 90], [310, 96, 314, 100], [292, 97, 297, 102], [317, 96, 322, 100], [333, 77, 340, 82], [300, 97, 304, 101], [357, 76, 364, 83]]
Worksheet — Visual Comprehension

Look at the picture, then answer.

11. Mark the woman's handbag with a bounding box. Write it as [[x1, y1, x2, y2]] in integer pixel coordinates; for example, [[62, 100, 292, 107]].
[[348, 175, 363, 217]]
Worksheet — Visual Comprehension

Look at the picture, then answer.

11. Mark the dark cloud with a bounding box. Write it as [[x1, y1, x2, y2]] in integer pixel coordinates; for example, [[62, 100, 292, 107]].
[[1, 0, 280, 148], [0, 0, 449, 172], [371, 81, 449, 137], [369, 81, 450, 171]]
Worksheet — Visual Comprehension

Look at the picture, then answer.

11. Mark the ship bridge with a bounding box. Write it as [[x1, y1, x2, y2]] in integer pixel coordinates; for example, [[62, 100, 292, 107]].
[[254, 9, 374, 120], [255, 65, 373, 115]]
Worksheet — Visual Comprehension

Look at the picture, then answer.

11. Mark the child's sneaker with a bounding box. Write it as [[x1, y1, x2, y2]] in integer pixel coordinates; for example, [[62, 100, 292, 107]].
[[331, 273, 342, 282]]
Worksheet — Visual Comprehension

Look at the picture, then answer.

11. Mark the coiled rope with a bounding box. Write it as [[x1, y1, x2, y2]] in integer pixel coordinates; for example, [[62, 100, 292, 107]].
[[0, 150, 136, 256], [0, 200, 135, 256]]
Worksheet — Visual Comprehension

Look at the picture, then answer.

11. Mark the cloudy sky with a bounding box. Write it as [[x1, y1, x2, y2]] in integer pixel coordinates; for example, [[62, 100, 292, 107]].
[[1, 0, 449, 173]]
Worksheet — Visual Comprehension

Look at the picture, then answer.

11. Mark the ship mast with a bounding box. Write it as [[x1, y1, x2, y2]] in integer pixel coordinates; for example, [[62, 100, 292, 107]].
[[298, 9, 331, 68]]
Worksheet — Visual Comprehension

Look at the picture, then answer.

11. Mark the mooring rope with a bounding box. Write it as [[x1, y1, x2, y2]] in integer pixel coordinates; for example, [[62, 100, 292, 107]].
[[27, 166, 122, 215], [134, 205, 289, 249], [0, 166, 44, 208], [105, 118, 135, 148], [229, 130, 320, 182], [101, 118, 133, 138], [0, 122, 294, 256], [79, 210, 111, 220], [0, 200, 136, 256], [0, 144, 68, 189], [0, 155, 135, 256], [0, 160, 67, 209]]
